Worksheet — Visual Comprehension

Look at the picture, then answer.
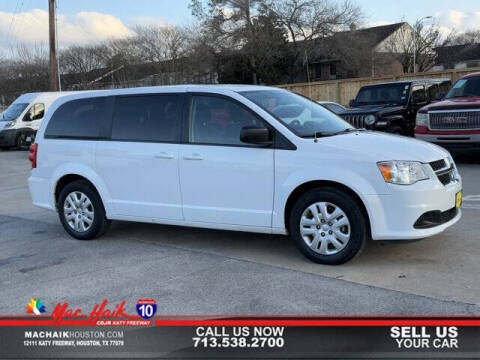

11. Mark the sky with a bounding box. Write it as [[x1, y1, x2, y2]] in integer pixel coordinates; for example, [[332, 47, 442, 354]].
[[0, 0, 479, 56]]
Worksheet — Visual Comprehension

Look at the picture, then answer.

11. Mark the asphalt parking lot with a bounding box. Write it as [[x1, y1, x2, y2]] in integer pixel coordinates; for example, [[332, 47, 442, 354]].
[[0, 149, 479, 316]]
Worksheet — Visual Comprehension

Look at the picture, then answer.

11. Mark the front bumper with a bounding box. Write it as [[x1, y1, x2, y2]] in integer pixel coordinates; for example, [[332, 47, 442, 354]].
[[365, 176, 462, 240], [0, 128, 17, 146], [414, 127, 480, 151]]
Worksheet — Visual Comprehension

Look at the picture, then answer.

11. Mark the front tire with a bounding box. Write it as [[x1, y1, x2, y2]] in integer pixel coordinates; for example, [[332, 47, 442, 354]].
[[388, 125, 404, 135], [16, 132, 30, 150], [57, 180, 110, 240], [289, 188, 367, 265]]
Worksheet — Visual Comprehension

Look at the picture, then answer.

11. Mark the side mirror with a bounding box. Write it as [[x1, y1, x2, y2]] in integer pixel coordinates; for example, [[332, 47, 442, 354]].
[[434, 92, 445, 101], [349, 99, 355, 108], [240, 126, 272, 146], [23, 112, 32, 122]]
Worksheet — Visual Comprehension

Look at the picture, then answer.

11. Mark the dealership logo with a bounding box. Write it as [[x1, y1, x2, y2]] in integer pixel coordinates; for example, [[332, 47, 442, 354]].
[[26, 298, 46, 315], [50, 300, 151, 326], [136, 299, 157, 320]]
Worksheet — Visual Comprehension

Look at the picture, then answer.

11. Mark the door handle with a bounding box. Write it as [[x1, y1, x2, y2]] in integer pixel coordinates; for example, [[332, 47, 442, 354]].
[[183, 154, 204, 160], [154, 152, 174, 159]]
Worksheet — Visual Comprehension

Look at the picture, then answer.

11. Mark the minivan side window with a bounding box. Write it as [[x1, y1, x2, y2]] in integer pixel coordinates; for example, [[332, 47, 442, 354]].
[[189, 95, 264, 146], [111, 95, 181, 142], [45, 97, 110, 139]]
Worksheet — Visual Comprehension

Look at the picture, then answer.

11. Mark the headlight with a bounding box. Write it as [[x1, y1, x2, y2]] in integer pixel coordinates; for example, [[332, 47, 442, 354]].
[[377, 161, 430, 185], [365, 114, 375, 126], [3, 121, 15, 129], [448, 155, 461, 182], [416, 112, 429, 126]]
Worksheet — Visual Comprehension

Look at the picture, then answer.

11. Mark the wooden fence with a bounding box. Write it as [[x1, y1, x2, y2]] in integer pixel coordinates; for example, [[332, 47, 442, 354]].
[[277, 67, 480, 106]]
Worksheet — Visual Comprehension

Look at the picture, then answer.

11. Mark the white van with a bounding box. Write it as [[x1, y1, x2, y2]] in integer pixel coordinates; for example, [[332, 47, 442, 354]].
[[0, 92, 74, 149], [28, 85, 462, 264]]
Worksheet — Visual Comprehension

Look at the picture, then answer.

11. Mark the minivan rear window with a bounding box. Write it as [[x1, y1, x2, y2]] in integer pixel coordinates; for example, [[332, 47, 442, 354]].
[[111, 95, 181, 143], [45, 97, 111, 139]]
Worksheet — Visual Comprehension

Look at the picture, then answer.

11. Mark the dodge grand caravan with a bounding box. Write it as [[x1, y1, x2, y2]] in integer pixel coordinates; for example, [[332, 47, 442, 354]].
[[28, 85, 462, 265]]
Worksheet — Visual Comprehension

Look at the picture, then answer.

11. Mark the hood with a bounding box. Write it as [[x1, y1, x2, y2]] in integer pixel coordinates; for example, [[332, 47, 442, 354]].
[[342, 104, 405, 115], [421, 96, 480, 112], [0, 121, 9, 131], [315, 131, 448, 163]]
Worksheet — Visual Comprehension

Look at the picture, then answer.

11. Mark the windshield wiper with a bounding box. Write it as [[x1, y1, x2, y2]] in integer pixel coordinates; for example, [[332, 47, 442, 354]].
[[334, 128, 366, 135], [301, 131, 336, 139], [303, 128, 364, 141]]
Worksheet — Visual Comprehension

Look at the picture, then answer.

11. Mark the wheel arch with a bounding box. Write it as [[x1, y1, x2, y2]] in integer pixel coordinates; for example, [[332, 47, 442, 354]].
[[384, 115, 407, 131], [54, 174, 108, 217], [283, 180, 371, 237]]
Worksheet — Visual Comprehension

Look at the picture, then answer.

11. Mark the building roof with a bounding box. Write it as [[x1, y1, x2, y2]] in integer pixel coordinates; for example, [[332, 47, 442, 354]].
[[308, 22, 408, 63], [351, 22, 406, 47], [435, 43, 480, 65]]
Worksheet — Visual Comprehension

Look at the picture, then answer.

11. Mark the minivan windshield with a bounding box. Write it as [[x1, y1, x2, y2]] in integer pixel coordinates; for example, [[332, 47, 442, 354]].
[[240, 90, 353, 138], [445, 77, 480, 99], [354, 83, 410, 106], [1, 102, 29, 121]]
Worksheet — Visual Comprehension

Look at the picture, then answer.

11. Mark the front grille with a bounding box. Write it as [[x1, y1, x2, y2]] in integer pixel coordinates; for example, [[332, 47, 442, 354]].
[[429, 159, 455, 186], [414, 207, 458, 229], [429, 159, 446, 171], [342, 114, 366, 128], [437, 172, 453, 185], [429, 111, 480, 130]]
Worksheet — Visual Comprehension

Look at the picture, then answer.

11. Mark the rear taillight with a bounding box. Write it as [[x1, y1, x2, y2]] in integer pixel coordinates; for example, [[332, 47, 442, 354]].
[[29, 143, 38, 169]]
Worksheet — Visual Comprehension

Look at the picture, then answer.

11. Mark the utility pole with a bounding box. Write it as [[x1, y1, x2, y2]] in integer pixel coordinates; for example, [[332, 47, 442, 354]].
[[49, 0, 59, 91]]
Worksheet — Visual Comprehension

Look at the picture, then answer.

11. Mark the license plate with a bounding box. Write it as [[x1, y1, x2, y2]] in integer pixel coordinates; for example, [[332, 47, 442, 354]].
[[456, 191, 463, 208], [26, 137, 31, 142]]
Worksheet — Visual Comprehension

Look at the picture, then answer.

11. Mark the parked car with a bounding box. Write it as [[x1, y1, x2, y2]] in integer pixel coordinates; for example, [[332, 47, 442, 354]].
[[28, 85, 462, 265], [341, 79, 451, 135], [415, 72, 480, 152], [318, 101, 346, 114], [0, 92, 74, 150]]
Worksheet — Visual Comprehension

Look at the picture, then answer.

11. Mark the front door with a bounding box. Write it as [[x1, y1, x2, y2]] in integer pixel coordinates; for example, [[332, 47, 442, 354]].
[[179, 94, 274, 228], [96, 94, 184, 220]]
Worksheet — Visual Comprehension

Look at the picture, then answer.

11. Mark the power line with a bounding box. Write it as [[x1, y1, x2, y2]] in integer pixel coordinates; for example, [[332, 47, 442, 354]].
[[9, 0, 25, 45]]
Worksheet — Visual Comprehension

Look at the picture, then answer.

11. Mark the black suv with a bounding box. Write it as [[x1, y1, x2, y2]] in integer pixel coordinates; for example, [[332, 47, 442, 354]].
[[341, 79, 451, 135]]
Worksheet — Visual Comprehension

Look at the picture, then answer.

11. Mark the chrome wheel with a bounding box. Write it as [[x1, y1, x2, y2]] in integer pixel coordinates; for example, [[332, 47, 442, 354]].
[[63, 191, 94, 232], [300, 202, 351, 255]]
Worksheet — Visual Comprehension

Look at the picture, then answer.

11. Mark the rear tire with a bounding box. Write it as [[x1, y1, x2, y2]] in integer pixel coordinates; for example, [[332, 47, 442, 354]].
[[289, 187, 367, 265], [57, 180, 110, 240]]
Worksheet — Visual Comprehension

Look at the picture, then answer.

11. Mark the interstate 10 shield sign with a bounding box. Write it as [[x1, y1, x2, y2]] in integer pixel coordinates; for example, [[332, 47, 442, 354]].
[[136, 299, 157, 320]]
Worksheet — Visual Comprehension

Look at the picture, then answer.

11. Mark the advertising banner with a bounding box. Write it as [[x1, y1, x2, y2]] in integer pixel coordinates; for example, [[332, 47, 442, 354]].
[[1, 299, 480, 359]]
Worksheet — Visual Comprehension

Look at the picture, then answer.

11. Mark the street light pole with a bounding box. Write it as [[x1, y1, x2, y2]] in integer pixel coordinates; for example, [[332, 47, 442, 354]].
[[48, 0, 59, 91], [413, 16, 433, 74]]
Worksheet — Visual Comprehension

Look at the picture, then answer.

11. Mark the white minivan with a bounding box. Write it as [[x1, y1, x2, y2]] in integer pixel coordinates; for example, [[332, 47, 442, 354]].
[[28, 85, 462, 264], [0, 92, 74, 150]]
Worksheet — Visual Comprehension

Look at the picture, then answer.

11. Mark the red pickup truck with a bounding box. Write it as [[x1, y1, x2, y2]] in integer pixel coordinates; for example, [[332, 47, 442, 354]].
[[414, 72, 480, 151]]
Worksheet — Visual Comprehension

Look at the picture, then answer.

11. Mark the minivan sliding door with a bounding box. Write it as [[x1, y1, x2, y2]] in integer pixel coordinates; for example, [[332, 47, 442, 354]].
[[95, 94, 184, 221]]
